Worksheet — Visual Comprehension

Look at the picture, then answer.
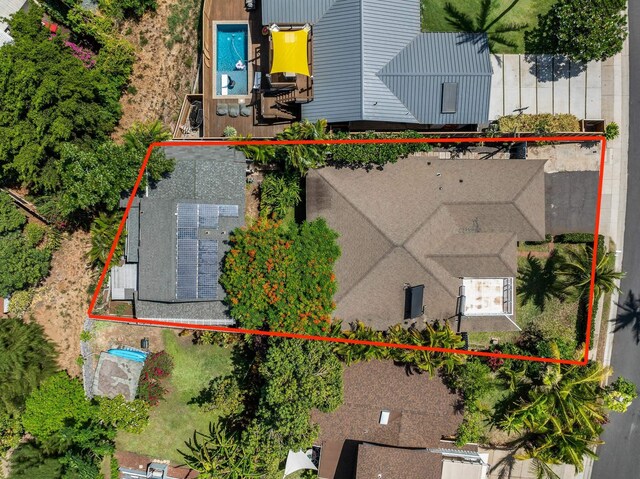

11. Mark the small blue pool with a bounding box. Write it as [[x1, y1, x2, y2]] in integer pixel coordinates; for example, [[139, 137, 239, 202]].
[[216, 23, 249, 96], [108, 348, 148, 363]]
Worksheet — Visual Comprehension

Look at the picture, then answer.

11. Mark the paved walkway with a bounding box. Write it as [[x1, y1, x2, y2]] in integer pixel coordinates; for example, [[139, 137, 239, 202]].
[[489, 54, 602, 121]]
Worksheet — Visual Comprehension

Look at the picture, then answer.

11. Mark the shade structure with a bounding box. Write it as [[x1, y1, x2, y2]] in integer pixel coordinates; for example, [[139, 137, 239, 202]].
[[270, 29, 310, 77], [283, 449, 317, 478]]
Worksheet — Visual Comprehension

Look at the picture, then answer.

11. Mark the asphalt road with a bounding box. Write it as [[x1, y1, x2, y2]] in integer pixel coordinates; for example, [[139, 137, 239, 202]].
[[545, 171, 599, 235], [591, 2, 640, 478]]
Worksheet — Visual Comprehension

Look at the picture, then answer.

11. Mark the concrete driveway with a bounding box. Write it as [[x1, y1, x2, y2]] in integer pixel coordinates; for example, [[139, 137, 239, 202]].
[[545, 171, 599, 236]]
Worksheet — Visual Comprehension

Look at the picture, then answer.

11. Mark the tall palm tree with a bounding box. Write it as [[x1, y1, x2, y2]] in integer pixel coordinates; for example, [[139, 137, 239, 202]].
[[558, 245, 623, 301], [517, 251, 566, 311], [444, 0, 528, 52], [495, 344, 611, 472]]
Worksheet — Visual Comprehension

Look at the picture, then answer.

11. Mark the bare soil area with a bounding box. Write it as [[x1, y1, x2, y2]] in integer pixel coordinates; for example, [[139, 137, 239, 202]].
[[27, 231, 94, 376], [245, 171, 263, 222], [90, 322, 167, 358], [112, 0, 200, 139]]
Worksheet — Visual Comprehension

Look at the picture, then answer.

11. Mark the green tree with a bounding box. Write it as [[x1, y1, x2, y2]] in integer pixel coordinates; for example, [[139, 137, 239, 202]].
[[0, 234, 51, 297], [0, 192, 26, 235], [179, 420, 263, 479], [0, 6, 123, 189], [122, 120, 174, 183], [0, 318, 57, 418], [7, 442, 63, 479], [525, 0, 627, 62], [88, 212, 125, 268]]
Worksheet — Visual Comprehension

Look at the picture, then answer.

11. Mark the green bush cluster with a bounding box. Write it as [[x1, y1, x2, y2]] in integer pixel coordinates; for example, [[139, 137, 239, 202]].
[[260, 172, 301, 219], [497, 113, 581, 133], [98, 0, 158, 20], [137, 351, 174, 405], [605, 122, 621, 141], [221, 218, 340, 336]]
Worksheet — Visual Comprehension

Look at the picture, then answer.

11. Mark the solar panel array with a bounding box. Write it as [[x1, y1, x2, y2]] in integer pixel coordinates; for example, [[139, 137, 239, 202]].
[[175, 202, 237, 300]]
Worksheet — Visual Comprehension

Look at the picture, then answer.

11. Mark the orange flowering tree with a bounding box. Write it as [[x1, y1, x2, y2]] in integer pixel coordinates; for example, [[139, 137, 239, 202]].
[[221, 218, 340, 335]]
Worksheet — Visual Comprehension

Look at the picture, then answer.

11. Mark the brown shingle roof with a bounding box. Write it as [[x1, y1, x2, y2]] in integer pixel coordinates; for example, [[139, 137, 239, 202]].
[[355, 444, 443, 479], [306, 156, 546, 331], [313, 360, 462, 479]]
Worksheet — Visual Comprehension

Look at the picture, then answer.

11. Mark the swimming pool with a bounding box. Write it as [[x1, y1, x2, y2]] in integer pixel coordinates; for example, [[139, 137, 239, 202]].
[[107, 348, 148, 363], [215, 23, 249, 96]]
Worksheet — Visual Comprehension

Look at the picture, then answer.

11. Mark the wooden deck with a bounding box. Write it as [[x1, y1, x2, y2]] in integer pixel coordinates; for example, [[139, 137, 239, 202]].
[[197, 0, 306, 138]]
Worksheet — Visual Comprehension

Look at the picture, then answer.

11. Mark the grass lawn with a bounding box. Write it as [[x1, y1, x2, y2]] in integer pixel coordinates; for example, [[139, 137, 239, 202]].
[[116, 330, 233, 465], [420, 0, 556, 53]]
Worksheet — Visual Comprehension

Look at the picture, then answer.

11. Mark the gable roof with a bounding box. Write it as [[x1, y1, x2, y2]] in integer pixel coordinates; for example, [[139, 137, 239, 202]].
[[306, 156, 546, 332], [262, 0, 492, 124]]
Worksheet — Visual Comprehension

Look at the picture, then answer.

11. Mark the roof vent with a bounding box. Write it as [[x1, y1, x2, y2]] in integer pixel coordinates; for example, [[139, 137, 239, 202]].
[[379, 410, 390, 425], [441, 82, 458, 114]]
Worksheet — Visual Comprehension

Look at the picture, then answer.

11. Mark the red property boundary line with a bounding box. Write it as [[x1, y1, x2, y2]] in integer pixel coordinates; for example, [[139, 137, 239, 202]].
[[88, 136, 607, 365]]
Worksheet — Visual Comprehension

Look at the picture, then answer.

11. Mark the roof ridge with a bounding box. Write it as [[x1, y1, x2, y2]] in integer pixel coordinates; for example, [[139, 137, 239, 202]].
[[512, 161, 547, 239]]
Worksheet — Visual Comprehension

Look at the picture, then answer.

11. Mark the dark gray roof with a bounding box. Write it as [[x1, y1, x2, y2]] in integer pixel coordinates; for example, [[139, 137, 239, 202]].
[[262, 0, 493, 124], [306, 156, 546, 332], [262, 0, 336, 25], [378, 33, 493, 124], [125, 202, 139, 263], [133, 146, 245, 323]]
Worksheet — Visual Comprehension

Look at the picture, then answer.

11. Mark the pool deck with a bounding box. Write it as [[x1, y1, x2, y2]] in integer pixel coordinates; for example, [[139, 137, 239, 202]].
[[199, 0, 297, 138]]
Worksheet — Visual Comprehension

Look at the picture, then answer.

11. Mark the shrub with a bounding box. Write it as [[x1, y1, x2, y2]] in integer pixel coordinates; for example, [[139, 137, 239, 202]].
[[605, 376, 638, 413], [524, 233, 552, 246], [144, 350, 174, 379], [497, 113, 581, 133], [260, 173, 301, 219], [605, 122, 620, 141], [137, 351, 173, 405], [96, 395, 150, 433], [455, 411, 485, 446], [223, 126, 238, 137], [193, 330, 241, 348], [328, 130, 433, 169], [194, 375, 245, 415], [23, 223, 46, 247], [7, 290, 34, 316]]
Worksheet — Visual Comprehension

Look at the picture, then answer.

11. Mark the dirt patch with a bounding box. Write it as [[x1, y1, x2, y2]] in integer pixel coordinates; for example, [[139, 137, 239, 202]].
[[112, 0, 200, 140], [90, 322, 167, 358], [245, 171, 263, 221], [27, 230, 94, 376]]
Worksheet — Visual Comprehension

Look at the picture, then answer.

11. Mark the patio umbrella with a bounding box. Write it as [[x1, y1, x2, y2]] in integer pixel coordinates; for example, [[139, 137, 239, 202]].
[[270, 28, 310, 77]]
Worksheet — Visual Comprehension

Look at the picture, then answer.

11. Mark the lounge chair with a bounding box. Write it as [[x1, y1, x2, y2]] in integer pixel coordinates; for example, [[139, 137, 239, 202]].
[[240, 104, 252, 117], [216, 103, 229, 116], [228, 103, 240, 118]]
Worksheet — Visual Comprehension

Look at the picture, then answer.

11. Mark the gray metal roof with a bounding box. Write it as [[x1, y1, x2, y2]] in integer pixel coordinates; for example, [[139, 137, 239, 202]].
[[262, 0, 337, 25], [0, 0, 28, 46], [298, 0, 492, 125], [377, 33, 493, 124]]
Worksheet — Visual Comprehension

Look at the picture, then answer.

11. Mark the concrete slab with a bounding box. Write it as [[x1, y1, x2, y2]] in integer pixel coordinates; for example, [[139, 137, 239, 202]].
[[489, 55, 505, 119], [569, 61, 587, 119], [586, 61, 603, 119], [520, 55, 537, 112], [553, 57, 571, 114], [536, 56, 554, 113], [503, 55, 521, 114]]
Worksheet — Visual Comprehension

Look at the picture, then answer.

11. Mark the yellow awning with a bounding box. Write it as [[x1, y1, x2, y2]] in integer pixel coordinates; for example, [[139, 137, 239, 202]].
[[270, 30, 310, 77]]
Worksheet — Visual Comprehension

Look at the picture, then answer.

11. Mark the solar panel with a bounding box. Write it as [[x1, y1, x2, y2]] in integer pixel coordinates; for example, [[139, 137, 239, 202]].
[[217, 204, 239, 217], [177, 203, 198, 228], [177, 227, 197, 239], [199, 204, 219, 228]]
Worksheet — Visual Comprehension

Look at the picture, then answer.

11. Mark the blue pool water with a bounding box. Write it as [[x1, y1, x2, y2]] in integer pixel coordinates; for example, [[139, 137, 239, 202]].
[[216, 24, 249, 95], [107, 348, 148, 363]]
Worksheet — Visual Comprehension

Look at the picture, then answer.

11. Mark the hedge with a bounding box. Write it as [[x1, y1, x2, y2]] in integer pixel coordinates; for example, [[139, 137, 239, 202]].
[[497, 114, 581, 133]]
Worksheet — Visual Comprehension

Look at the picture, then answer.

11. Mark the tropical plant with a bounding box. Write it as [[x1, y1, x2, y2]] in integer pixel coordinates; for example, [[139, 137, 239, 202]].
[[89, 212, 126, 267], [525, 0, 627, 62], [123, 119, 172, 153], [558, 245, 623, 301], [604, 376, 638, 413], [494, 345, 614, 472], [96, 395, 150, 433], [517, 251, 566, 311], [604, 122, 620, 141], [179, 420, 263, 479], [333, 321, 390, 365], [274, 119, 329, 175], [260, 172, 301, 219], [443, 0, 529, 52]]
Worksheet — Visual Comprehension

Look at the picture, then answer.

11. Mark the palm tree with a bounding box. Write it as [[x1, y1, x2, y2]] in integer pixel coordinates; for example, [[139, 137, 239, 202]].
[[260, 173, 301, 219], [275, 119, 329, 175], [494, 344, 612, 472], [178, 421, 263, 479], [88, 212, 125, 268], [122, 120, 172, 153], [558, 245, 623, 301], [333, 321, 390, 365], [444, 0, 529, 52], [517, 251, 566, 311]]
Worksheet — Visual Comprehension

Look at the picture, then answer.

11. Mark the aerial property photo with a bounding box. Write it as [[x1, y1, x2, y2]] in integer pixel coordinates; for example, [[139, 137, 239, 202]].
[[0, 0, 636, 479]]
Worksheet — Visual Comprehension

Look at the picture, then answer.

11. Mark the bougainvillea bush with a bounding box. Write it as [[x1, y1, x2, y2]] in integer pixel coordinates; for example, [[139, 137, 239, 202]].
[[137, 351, 174, 405], [220, 218, 340, 335]]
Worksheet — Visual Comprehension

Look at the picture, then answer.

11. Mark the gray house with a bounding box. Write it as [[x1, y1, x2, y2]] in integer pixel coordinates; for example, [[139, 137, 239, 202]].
[[110, 146, 246, 326], [262, 0, 493, 129], [0, 0, 29, 46]]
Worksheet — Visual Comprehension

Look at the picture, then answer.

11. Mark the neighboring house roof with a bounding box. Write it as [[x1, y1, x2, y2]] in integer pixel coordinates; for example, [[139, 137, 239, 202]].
[[263, 0, 492, 124], [312, 360, 463, 479], [355, 444, 443, 479], [0, 0, 28, 46], [306, 156, 546, 332], [129, 146, 246, 324]]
